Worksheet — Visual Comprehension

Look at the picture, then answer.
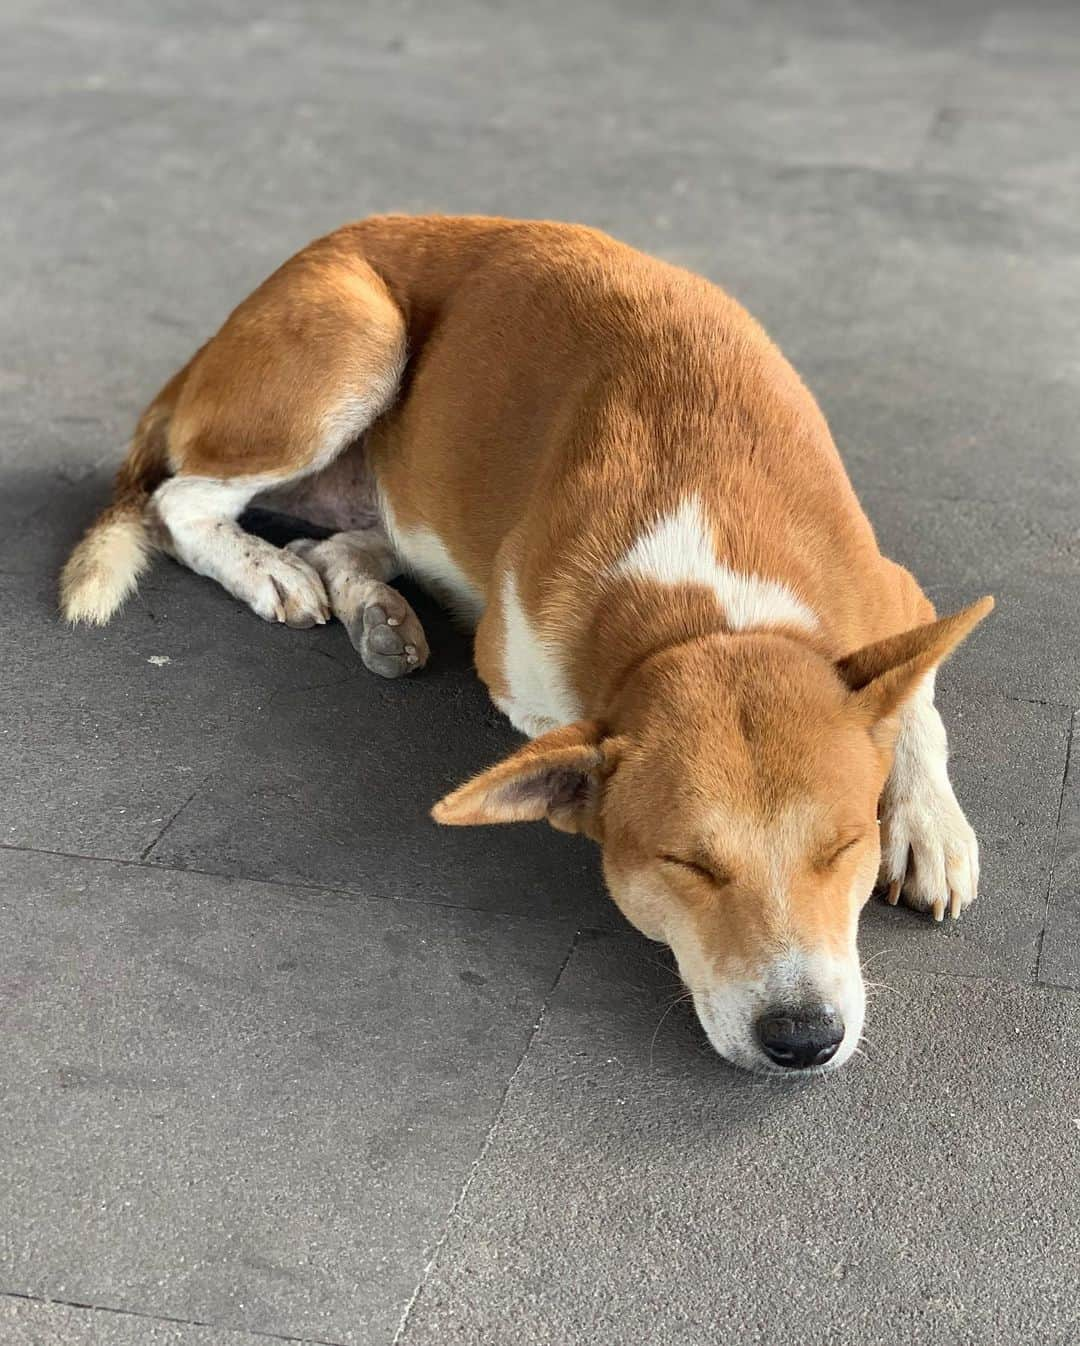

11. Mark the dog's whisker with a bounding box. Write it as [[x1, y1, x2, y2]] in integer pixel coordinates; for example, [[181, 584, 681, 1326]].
[[860, 947, 900, 971], [648, 992, 695, 1070]]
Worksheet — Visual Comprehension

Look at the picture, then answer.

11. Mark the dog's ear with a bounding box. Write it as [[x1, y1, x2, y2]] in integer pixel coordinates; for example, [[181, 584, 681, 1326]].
[[837, 596, 994, 724], [431, 720, 626, 837]]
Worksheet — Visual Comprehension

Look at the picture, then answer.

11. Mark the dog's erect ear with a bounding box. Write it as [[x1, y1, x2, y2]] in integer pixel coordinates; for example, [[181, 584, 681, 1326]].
[[431, 720, 626, 836], [837, 596, 994, 724]]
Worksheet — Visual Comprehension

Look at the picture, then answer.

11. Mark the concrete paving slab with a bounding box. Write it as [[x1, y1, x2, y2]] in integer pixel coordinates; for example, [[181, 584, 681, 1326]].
[[0, 848, 574, 1345], [144, 644, 615, 927], [1038, 710, 1080, 991], [825, 234, 1080, 396], [859, 490, 1080, 708], [823, 364, 1080, 515], [919, 25, 1080, 188], [400, 931, 1080, 1346], [0, 1, 778, 109], [0, 1, 965, 174], [0, 523, 373, 860], [764, 0, 995, 50]]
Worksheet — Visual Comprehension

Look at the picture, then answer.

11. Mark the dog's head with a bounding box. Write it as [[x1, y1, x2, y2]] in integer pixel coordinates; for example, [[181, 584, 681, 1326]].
[[433, 598, 992, 1073]]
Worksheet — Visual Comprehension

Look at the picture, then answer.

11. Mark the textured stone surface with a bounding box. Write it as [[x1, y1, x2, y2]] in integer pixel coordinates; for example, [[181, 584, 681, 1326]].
[[0, 849, 574, 1343], [144, 653, 614, 925], [2, 0, 1078, 1343], [399, 933, 1080, 1346], [0, 552, 363, 861]]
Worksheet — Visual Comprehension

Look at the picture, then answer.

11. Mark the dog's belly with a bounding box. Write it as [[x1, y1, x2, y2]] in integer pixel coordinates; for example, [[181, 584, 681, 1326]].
[[257, 435, 487, 624], [254, 440, 382, 533]]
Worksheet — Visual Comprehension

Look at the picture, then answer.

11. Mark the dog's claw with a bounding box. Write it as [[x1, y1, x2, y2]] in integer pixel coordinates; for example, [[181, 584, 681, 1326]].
[[879, 789, 979, 925], [268, 575, 287, 623], [258, 554, 330, 628]]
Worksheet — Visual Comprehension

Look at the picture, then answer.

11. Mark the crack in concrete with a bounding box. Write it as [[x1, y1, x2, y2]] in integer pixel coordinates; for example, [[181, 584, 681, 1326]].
[[0, 840, 593, 929], [0, 1289, 345, 1346], [1035, 710, 1076, 985], [139, 786, 204, 862], [391, 930, 582, 1345], [1003, 694, 1078, 712]]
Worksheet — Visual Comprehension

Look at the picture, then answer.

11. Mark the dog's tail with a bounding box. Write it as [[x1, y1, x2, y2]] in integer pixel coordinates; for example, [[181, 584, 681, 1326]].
[[59, 389, 178, 626]]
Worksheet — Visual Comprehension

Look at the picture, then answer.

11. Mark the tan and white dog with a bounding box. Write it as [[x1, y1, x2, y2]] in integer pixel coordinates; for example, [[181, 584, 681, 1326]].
[[61, 215, 992, 1074]]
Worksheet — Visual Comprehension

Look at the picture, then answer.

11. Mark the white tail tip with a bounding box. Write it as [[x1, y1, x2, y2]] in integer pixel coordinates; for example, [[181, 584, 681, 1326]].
[[59, 511, 151, 626]]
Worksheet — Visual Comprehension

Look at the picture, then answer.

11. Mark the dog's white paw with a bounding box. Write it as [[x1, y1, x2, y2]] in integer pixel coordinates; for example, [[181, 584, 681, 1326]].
[[878, 775, 979, 922], [242, 547, 331, 628]]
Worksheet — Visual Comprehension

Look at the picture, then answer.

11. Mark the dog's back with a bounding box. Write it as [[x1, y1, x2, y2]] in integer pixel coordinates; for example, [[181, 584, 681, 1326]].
[[346, 217, 930, 690]]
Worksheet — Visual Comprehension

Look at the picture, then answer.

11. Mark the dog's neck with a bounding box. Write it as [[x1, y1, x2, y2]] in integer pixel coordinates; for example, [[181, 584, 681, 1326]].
[[570, 579, 828, 731]]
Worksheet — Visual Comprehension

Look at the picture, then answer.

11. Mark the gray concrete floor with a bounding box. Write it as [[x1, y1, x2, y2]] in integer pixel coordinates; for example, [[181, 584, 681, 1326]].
[[2, 1, 1078, 1343]]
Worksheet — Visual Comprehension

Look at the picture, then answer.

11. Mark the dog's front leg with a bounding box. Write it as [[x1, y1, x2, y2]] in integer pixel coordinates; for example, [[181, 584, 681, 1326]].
[[878, 672, 979, 921]]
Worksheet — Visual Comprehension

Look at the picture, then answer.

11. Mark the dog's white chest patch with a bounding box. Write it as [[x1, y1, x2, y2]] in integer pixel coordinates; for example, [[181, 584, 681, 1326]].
[[496, 570, 582, 737], [614, 495, 818, 633]]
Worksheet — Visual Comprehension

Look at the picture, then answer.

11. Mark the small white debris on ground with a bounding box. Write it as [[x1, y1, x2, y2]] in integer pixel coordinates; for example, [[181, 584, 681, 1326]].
[[147, 655, 171, 666]]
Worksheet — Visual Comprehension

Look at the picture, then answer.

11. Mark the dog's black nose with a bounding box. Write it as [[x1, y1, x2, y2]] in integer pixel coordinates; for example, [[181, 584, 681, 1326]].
[[755, 1007, 844, 1069]]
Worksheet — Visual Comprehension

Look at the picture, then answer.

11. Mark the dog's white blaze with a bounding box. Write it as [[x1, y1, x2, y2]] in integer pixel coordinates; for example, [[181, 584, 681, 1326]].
[[496, 569, 583, 737], [614, 495, 817, 633], [379, 496, 485, 624]]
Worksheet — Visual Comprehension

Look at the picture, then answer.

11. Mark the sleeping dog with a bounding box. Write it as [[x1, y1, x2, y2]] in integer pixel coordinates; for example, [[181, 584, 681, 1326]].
[[61, 215, 992, 1073]]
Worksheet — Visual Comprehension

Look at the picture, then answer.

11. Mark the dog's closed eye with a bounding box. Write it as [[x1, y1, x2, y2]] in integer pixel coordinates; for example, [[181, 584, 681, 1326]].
[[816, 834, 864, 872], [659, 853, 729, 887]]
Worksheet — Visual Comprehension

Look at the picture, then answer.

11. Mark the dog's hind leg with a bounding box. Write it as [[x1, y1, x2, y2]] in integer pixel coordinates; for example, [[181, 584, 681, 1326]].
[[153, 474, 335, 627], [148, 237, 408, 630]]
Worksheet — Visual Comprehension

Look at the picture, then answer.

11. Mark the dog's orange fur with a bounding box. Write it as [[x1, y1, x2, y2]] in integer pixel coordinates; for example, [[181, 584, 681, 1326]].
[[60, 216, 993, 1071]]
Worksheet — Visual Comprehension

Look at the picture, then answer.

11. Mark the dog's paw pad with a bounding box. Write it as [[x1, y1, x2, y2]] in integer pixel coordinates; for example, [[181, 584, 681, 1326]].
[[346, 587, 429, 678]]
